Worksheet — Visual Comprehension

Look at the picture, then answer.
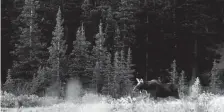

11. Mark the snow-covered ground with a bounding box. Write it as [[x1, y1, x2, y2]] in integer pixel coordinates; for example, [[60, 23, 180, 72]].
[[2, 93, 224, 112]]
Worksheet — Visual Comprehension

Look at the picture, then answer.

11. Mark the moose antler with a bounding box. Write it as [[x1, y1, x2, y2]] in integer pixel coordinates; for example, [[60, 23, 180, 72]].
[[136, 78, 143, 83]]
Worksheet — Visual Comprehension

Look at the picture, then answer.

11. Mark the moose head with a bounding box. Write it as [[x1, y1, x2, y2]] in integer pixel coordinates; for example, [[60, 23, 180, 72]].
[[133, 78, 144, 92]]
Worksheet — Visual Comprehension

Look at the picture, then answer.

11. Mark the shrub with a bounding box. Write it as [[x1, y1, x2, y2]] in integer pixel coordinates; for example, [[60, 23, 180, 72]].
[[178, 70, 188, 98], [17, 94, 41, 107], [1, 92, 42, 108], [1, 91, 64, 108], [40, 96, 64, 106], [189, 77, 201, 100], [209, 60, 222, 94], [82, 92, 104, 104], [2, 91, 224, 112], [1, 91, 17, 108]]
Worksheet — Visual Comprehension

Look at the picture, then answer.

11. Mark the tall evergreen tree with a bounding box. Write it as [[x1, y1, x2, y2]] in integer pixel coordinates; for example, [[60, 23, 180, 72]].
[[10, 0, 47, 80], [124, 48, 135, 94], [115, 0, 140, 47], [68, 23, 91, 89], [92, 61, 100, 92], [104, 6, 117, 51], [47, 7, 67, 96], [113, 24, 124, 52], [101, 53, 114, 95], [112, 51, 121, 98], [105, 49, 134, 98], [119, 50, 127, 96], [118, 49, 135, 96], [81, 0, 95, 21], [91, 21, 109, 93]]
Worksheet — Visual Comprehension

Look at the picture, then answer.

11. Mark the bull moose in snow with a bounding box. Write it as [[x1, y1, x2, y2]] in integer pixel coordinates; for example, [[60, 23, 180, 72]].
[[133, 78, 179, 99]]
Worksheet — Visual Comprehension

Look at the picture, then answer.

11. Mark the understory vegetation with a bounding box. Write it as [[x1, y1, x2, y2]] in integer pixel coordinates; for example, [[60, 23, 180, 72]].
[[1, 78, 224, 112]]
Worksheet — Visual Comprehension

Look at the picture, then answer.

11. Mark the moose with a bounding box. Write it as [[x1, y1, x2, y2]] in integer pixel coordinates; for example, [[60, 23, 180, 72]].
[[133, 78, 179, 99]]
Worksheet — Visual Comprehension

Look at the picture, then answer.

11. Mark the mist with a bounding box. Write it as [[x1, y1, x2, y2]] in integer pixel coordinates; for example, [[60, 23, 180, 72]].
[[65, 79, 82, 102]]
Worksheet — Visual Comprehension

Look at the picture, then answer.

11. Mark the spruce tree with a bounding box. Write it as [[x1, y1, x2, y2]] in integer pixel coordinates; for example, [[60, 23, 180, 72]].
[[92, 61, 100, 92], [47, 7, 67, 96], [29, 66, 51, 95], [81, 0, 95, 21], [127, 48, 134, 70], [104, 6, 116, 51], [124, 48, 135, 95], [210, 60, 222, 94], [115, 0, 140, 47], [170, 59, 178, 84], [178, 70, 187, 97], [119, 49, 135, 96], [190, 77, 201, 99], [113, 24, 124, 52], [112, 51, 121, 98], [119, 50, 127, 96], [68, 23, 91, 89], [3, 69, 14, 93], [101, 53, 114, 95], [11, 0, 47, 80], [91, 21, 109, 93]]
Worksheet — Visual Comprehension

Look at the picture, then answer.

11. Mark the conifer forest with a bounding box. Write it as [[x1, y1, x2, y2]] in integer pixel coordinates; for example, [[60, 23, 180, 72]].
[[1, 0, 224, 111]]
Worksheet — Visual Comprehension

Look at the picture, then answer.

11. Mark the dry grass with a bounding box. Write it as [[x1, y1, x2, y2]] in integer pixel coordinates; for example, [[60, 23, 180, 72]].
[[2, 78, 224, 112], [1, 92, 224, 112]]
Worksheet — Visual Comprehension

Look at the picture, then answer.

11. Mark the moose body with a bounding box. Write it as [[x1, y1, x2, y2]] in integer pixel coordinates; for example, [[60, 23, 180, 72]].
[[133, 78, 179, 99]]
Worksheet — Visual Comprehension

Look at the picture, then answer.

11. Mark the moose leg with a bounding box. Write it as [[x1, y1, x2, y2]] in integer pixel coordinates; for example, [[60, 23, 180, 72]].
[[174, 92, 180, 99], [172, 89, 180, 99], [154, 95, 158, 100]]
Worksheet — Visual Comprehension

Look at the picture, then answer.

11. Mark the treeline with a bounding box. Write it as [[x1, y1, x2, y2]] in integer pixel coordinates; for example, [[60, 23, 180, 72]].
[[2, 0, 224, 96], [2, 0, 224, 83], [2, 1, 135, 98]]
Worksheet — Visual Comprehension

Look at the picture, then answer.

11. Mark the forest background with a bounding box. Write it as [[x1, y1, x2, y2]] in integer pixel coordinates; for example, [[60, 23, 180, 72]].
[[2, 0, 224, 97]]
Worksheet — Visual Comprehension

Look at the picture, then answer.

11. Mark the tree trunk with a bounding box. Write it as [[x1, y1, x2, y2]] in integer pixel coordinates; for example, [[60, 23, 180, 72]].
[[191, 38, 198, 85]]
